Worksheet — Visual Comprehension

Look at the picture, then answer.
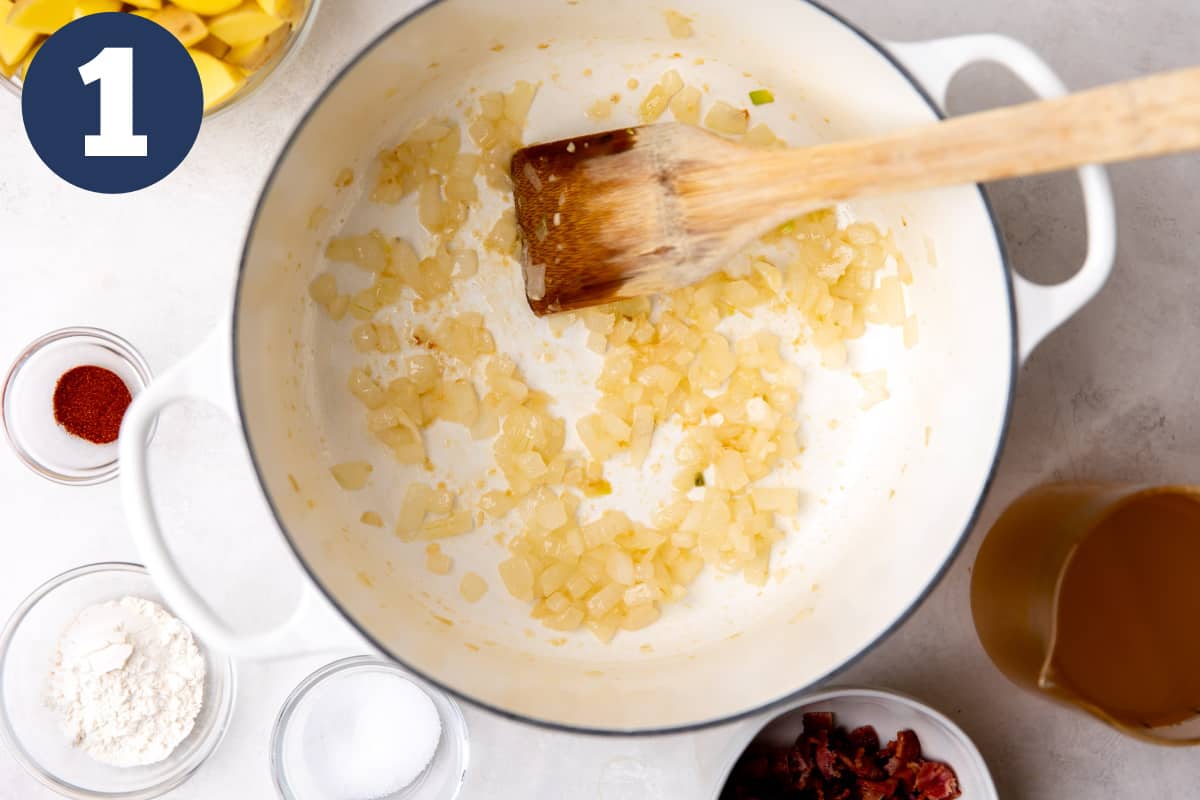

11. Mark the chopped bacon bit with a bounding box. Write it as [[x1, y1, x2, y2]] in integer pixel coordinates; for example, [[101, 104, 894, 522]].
[[722, 712, 962, 800], [803, 712, 835, 733], [884, 729, 923, 775], [768, 750, 790, 784], [813, 734, 843, 780], [787, 748, 813, 789], [915, 761, 962, 799], [860, 779, 899, 800], [848, 748, 885, 781], [891, 765, 918, 792], [849, 725, 880, 753]]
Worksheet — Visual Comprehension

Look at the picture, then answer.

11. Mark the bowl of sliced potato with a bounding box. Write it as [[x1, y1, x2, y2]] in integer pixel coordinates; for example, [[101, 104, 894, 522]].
[[0, 0, 318, 115]]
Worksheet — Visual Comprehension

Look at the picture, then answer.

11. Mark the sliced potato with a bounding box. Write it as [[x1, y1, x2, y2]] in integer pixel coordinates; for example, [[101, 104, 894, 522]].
[[151, 5, 207, 47], [129, 9, 155, 17], [168, 0, 238, 12], [225, 21, 288, 71], [73, 0, 122, 18], [125, 0, 163, 8], [7, 0, 75, 35], [187, 48, 243, 109], [254, 0, 293, 18], [207, 1, 282, 46], [0, 0, 39, 66], [193, 33, 229, 58], [17, 36, 41, 78]]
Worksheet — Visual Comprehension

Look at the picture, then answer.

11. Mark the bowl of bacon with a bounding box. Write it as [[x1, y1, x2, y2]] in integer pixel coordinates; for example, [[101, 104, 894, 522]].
[[715, 687, 997, 800]]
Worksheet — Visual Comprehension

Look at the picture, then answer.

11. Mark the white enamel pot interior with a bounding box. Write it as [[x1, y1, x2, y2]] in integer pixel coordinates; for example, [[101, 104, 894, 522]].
[[119, 0, 1115, 733]]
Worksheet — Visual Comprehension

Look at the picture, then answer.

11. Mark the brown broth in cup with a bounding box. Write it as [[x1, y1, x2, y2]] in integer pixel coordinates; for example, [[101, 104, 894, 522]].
[[1049, 491, 1200, 728]]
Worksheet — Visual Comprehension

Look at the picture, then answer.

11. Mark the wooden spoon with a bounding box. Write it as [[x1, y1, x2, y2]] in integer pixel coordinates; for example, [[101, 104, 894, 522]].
[[512, 66, 1200, 315]]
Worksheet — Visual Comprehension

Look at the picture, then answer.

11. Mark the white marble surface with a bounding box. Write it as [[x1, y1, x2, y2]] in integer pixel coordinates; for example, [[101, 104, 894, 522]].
[[3, 0, 1199, 797]]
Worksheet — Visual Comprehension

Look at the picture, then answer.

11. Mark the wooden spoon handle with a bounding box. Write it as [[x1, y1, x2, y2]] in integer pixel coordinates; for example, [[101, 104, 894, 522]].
[[736, 66, 1200, 214]]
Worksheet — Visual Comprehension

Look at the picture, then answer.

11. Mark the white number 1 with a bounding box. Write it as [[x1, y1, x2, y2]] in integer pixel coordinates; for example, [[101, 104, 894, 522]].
[[79, 47, 147, 158]]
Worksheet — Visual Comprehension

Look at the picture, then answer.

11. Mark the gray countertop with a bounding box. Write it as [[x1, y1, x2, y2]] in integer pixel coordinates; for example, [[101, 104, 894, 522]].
[[2, 1, 1198, 797], [834, 1, 1200, 795]]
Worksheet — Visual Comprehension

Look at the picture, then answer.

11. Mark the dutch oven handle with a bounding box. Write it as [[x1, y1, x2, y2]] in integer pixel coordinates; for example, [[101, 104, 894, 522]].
[[118, 321, 341, 658], [886, 34, 1117, 363]]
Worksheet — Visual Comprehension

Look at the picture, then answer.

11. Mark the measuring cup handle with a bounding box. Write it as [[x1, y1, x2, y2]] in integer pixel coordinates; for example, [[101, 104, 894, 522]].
[[886, 34, 1117, 363], [118, 322, 327, 659]]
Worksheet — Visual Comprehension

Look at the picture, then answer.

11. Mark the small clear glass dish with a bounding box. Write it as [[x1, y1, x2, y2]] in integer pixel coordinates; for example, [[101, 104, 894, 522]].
[[1, 0, 321, 119], [0, 563, 236, 800], [272, 655, 470, 800], [2, 327, 153, 485]]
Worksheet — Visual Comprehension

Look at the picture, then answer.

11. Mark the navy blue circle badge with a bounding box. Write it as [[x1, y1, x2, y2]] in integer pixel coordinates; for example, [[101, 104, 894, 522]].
[[22, 12, 203, 194]]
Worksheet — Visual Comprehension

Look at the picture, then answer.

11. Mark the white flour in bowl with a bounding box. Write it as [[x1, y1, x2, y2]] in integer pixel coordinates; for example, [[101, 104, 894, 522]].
[[46, 596, 206, 767]]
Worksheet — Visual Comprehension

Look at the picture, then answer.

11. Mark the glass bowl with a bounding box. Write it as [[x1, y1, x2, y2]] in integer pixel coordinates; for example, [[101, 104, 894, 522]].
[[0, 563, 236, 799], [2, 327, 154, 485], [272, 656, 470, 800], [1, 0, 321, 118]]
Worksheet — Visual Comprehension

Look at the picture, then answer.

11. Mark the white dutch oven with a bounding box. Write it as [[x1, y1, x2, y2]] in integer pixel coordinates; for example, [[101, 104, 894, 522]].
[[119, 0, 1114, 733]]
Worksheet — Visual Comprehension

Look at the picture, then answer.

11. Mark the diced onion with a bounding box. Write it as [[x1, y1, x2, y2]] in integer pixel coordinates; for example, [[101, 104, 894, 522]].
[[663, 9, 693, 38], [425, 544, 453, 575], [326, 82, 924, 645], [704, 101, 749, 135], [460, 572, 488, 602], [330, 461, 372, 491]]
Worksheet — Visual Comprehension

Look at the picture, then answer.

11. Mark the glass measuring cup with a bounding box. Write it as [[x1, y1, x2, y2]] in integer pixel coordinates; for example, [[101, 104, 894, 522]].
[[971, 482, 1200, 745]]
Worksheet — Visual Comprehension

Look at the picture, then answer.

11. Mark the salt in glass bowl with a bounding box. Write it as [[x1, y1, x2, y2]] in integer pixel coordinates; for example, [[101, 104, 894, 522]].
[[0, 563, 236, 799], [272, 655, 470, 800]]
